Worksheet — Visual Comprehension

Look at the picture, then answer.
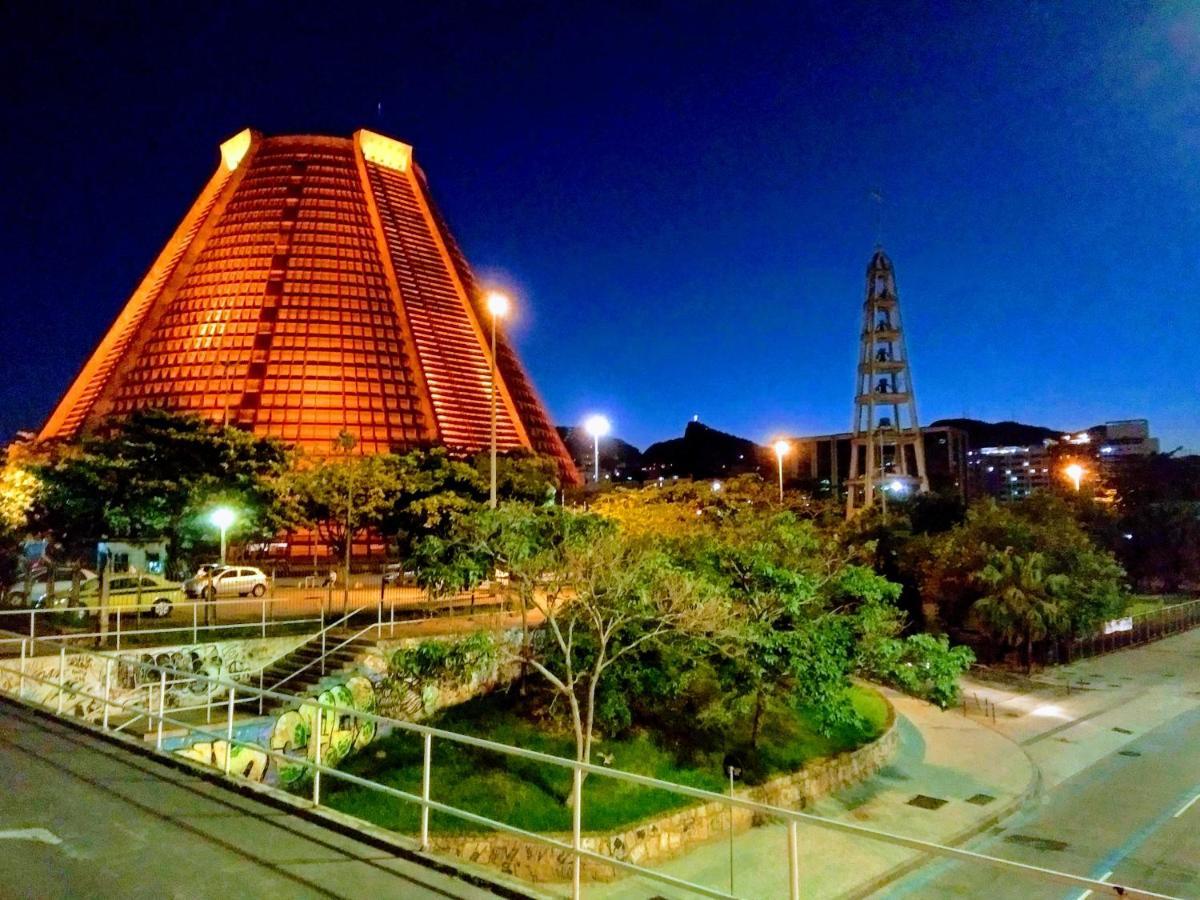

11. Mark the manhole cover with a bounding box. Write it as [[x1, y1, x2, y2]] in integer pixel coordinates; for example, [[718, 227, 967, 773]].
[[966, 793, 996, 806], [1112, 727, 1134, 735], [1118, 750, 1142, 757], [907, 794, 948, 810], [1004, 834, 1069, 852]]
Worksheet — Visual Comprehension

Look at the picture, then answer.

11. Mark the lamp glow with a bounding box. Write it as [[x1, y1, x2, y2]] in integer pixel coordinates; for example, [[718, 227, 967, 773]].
[[1064, 463, 1085, 492], [486, 291, 510, 318]]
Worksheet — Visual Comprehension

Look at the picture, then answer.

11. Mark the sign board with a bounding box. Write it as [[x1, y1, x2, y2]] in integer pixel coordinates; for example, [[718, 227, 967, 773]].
[[1103, 617, 1134, 635]]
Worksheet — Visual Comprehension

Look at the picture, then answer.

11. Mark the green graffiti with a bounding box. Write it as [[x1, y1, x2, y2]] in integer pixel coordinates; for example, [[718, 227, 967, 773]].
[[176, 674, 377, 787]]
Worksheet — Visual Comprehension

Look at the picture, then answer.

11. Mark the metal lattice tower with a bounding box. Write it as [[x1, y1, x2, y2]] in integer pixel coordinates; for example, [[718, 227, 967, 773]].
[[846, 248, 928, 516]]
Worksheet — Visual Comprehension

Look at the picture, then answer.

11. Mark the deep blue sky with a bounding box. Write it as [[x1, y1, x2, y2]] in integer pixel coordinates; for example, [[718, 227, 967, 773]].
[[3, 2, 1198, 452]]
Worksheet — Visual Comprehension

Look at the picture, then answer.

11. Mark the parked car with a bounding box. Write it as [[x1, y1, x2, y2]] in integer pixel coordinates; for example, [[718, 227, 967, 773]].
[[6, 568, 97, 608], [185, 566, 269, 599], [382, 563, 415, 586], [52, 573, 184, 620]]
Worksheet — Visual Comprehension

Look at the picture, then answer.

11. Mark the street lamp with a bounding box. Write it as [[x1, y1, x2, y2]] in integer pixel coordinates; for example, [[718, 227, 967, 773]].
[[1064, 463, 1085, 492], [773, 440, 790, 504], [209, 506, 236, 565], [584, 414, 611, 483], [486, 291, 510, 509]]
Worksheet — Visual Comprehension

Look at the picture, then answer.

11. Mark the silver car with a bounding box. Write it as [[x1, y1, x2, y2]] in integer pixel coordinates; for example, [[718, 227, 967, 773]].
[[7, 568, 98, 608], [186, 566, 268, 599]]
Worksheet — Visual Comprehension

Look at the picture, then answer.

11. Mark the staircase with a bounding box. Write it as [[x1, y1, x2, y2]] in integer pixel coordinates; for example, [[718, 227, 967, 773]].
[[258, 628, 378, 710]]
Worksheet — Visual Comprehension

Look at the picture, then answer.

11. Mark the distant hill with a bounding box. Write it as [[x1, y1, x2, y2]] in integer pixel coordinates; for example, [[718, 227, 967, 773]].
[[556, 426, 642, 476], [641, 420, 765, 479], [930, 418, 1062, 449]]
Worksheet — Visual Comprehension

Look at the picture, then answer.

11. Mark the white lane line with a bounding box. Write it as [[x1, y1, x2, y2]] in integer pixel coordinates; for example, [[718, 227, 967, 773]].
[[1074, 869, 1112, 900], [1174, 792, 1200, 818], [0, 828, 62, 846]]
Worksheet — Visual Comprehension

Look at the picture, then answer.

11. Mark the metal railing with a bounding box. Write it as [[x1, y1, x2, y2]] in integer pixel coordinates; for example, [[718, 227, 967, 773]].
[[0, 580, 505, 651], [0, 594, 324, 651], [266, 605, 368, 693], [0, 646, 1174, 900], [1067, 597, 1200, 662]]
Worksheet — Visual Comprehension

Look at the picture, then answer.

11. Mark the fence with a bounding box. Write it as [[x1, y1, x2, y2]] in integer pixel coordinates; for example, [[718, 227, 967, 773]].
[[1066, 597, 1200, 663], [0, 641, 1173, 900], [0, 578, 505, 652]]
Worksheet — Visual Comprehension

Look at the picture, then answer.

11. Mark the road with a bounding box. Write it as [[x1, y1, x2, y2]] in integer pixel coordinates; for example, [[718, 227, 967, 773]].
[[883, 630, 1200, 899], [0, 700, 517, 899]]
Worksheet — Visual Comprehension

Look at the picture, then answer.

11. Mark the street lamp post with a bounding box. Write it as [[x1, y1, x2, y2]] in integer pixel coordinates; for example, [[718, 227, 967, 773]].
[[773, 440, 790, 504], [584, 415, 611, 484], [486, 291, 510, 509], [209, 507, 236, 565], [1065, 463, 1084, 492]]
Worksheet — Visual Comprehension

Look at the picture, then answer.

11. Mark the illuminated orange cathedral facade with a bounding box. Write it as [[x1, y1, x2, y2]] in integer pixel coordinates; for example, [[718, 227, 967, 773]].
[[40, 128, 578, 484]]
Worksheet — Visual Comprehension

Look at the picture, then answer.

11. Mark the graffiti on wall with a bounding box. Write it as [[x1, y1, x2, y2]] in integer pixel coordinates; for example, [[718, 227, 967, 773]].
[[174, 675, 378, 785]]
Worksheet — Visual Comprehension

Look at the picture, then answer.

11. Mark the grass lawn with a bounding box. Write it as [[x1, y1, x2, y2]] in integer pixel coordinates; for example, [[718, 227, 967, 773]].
[[323, 684, 888, 836], [1124, 594, 1196, 618]]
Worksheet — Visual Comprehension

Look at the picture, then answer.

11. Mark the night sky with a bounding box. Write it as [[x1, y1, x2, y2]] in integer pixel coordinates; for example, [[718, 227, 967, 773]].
[[3, 2, 1198, 453]]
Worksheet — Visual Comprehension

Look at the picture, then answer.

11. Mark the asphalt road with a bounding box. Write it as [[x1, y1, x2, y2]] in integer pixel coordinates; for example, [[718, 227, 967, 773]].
[[884, 643, 1200, 899], [0, 700, 513, 899]]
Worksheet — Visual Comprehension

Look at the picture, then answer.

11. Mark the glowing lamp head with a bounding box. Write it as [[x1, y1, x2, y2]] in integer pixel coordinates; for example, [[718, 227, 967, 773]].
[[773, 440, 791, 460], [209, 507, 236, 531], [1064, 463, 1085, 489], [486, 291, 510, 318], [888, 480, 905, 493], [584, 414, 611, 439]]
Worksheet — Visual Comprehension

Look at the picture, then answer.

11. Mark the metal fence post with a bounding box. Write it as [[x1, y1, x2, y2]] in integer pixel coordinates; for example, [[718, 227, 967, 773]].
[[313, 706, 323, 806], [321, 630, 326, 675], [258, 670, 264, 715], [115, 607, 121, 652], [57, 646, 66, 715], [224, 687, 235, 777], [261, 595, 267, 639], [572, 764, 583, 900], [192, 600, 198, 644], [29, 608, 35, 641], [103, 657, 113, 729], [18, 639, 26, 697], [787, 819, 800, 900], [156, 670, 167, 751], [421, 732, 432, 849]]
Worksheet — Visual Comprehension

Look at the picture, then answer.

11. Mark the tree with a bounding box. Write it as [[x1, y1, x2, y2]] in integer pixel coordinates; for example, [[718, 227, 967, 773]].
[[974, 550, 1067, 673], [908, 495, 1128, 650], [29, 409, 293, 565], [281, 439, 403, 592]]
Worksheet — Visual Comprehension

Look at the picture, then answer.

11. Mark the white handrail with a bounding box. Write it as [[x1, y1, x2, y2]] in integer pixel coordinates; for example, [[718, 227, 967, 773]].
[[266, 606, 371, 693], [0, 648, 1174, 900]]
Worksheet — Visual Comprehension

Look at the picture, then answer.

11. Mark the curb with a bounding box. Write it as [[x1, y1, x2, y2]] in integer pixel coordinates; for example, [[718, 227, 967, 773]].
[[839, 708, 1044, 899], [0, 693, 542, 900]]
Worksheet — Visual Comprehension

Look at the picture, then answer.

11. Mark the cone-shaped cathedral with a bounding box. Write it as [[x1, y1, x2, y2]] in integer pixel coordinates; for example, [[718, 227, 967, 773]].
[[40, 128, 580, 485]]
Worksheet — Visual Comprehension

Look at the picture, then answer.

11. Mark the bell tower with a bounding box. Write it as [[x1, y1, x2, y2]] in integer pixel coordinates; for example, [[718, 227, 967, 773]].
[[846, 248, 928, 516]]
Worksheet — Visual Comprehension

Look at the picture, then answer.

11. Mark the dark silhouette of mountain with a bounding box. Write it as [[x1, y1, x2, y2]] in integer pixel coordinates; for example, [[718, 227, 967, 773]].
[[930, 418, 1061, 449], [556, 426, 642, 477], [641, 420, 765, 479]]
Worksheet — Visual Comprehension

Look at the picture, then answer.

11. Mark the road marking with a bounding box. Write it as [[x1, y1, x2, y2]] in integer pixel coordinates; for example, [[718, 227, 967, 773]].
[[0, 828, 62, 846], [1073, 869, 1111, 900], [1174, 792, 1200, 818]]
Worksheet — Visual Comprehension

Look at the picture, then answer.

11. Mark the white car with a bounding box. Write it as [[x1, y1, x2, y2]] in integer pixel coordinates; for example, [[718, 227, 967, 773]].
[[186, 566, 268, 599], [7, 568, 98, 608]]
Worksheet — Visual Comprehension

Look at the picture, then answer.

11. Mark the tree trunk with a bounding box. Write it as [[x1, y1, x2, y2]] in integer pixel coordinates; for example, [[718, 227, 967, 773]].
[[750, 687, 765, 749], [1025, 630, 1034, 675]]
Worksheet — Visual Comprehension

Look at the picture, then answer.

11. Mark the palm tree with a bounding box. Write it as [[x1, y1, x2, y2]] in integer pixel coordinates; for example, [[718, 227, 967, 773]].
[[974, 550, 1067, 673]]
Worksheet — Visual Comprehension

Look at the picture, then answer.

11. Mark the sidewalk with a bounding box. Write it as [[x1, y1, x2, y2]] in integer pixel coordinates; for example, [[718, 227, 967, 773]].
[[593, 686, 1037, 899], [959, 627, 1200, 791]]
